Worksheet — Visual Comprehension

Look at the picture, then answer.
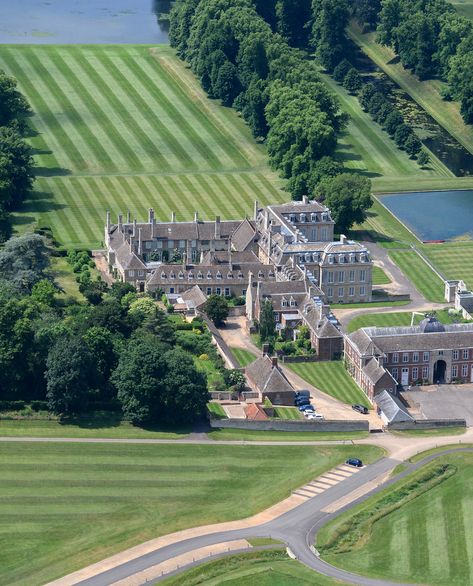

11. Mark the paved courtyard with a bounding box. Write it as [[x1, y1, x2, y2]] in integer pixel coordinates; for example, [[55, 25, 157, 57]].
[[402, 384, 473, 426]]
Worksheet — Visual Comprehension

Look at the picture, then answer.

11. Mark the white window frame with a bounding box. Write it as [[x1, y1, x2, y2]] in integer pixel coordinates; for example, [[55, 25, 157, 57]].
[[412, 352, 419, 363], [462, 364, 468, 377], [463, 349, 469, 359], [392, 353, 399, 363], [423, 352, 429, 362], [452, 365, 458, 378], [402, 353, 409, 363], [453, 350, 459, 360]]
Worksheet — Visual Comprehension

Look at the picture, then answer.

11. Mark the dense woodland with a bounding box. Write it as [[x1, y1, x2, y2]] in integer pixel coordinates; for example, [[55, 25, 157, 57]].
[[170, 0, 373, 229], [0, 235, 222, 425], [0, 72, 34, 241], [353, 0, 473, 124]]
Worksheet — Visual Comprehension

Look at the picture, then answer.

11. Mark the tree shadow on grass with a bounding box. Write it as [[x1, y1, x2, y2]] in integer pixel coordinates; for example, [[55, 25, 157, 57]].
[[35, 166, 72, 177], [59, 412, 193, 435]]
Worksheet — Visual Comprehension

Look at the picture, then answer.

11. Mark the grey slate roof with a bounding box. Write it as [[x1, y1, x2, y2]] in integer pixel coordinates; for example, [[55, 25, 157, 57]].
[[362, 358, 389, 384], [374, 390, 413, 423], [180, 285, 207, 309], [245, 356, 294, 395], [231, 219, 257, 252]]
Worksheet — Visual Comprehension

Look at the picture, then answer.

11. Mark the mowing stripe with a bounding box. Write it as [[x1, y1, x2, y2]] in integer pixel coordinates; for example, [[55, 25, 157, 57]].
[[443, 490, 470, 581], [427, 494, 450, 583], [390, 516, 410, 576]]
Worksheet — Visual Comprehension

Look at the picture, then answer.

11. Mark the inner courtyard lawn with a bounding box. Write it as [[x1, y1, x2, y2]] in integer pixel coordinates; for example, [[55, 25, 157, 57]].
[[347, 309, 462, 333], [0, 442, 381, 586], [317, 452, 473, 586], [231, 347, 257, 368], [287, 361, 371, 408], [0, 44, 286, 249]]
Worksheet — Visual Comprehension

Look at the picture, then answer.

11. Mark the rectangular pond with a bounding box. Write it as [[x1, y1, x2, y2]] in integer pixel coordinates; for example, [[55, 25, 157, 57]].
[[380, 190, 473, 242]]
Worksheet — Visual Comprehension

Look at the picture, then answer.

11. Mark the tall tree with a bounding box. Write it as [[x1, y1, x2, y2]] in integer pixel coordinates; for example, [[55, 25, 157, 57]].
[[324, 173, 372, 232], [0, 70, 30, 127], [259, 299, 276, 343], [310, 0, 350, 71]]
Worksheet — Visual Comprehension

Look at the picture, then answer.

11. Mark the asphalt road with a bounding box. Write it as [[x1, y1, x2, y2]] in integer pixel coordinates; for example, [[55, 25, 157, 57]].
[[70, 447, 473, 586]]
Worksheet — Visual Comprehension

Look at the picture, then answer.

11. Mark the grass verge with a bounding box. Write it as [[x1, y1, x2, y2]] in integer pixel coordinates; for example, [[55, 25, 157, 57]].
[[388, 250, 445, 302], [372, 265, 391, 285], [231, 347, 257, 367], [206, 428, 369, 441]]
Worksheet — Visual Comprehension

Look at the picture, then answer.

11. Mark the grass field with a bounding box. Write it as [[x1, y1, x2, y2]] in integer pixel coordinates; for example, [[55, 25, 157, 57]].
[[0, 441, 381, 585], [348, 21, 473, 161], [320, 72, 454, 194], [388, 250, 445, 302], [372, 265, 391, 285], [0, 45, 286, 249], [273, 406, 303, 420], [450, 0, 473, 19], [207, 428, 369, 441], [207, 402, 227, 419], [287, 362, 371, 408], [347, 309, 461, 333], [160, 549, 349, 586], [422, 242, 473, 290], [317, 452, 473, 586], [231, 347, 257, 367]]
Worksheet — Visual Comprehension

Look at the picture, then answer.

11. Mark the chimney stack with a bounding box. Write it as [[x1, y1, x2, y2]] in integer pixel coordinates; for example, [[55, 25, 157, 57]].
[[133, 219, 137, 238], [194, 211, 199, 223], [262, 343, 270, 356], [215, 216, 221, 239], [340, 234, 347, 244], [302, 195, 309, 204], [271, 356, 278, 368], [118, 213, 123, 230], [106, 210, 111, 233], [254, 200, 259, 221], [127, 210, 131, 224], [171, 212, 176, 223], [138, 227, 142, 256], [148, 208, 155, 225]]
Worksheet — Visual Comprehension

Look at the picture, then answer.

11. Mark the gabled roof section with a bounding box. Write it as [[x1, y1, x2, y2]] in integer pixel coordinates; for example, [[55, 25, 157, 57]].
[[374, 390, 413, 423], [245, 355, 294, 395], [232, 219, 257, 252]]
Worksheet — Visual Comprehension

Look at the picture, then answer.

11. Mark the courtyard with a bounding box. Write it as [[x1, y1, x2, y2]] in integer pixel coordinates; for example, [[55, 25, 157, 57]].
[[402, 384, 473, 425]]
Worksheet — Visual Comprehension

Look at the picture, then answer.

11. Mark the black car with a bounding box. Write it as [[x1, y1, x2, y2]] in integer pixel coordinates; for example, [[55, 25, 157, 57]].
[[295, 390, 310, 398], [352, 404, 369, 414], [346, 458, 363, 468]]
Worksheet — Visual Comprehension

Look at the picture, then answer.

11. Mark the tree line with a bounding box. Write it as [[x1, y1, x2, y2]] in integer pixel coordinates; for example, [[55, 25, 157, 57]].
[[354, 0, 473, 124], [169, 0, 373, 232], [0, 233, 213, 425], [0, 71, 35, 241]]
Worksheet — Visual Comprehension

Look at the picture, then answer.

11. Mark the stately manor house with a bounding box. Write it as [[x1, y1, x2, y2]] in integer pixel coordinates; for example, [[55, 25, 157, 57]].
[[104, 198, 372, 361]]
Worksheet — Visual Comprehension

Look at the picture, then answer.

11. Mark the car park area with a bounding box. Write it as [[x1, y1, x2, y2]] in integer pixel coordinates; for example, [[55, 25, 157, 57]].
[[402, 384, 473, 426]]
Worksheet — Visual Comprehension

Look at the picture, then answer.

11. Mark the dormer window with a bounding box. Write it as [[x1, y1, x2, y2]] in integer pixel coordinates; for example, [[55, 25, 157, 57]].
[[339, 254, 345, 264], [290, 296, 296, 307], [282, 297, 288, 308], [350, 253, 356, 263], [197, 272, 203, 280], [300, 214, 307, 223], [161, 271, 167, 279], [169, 271, 175, 279], [322, 212, 328, 221], [361, 253, 368, 263], [227, 272, 233, 279], [216, 271, 222, 280], [312, 253, 319, 262], [188, 272, 194, 280], [290, 214, 296, 223], [311, 213, 317, 222], [269, 270, 275, 278], [258, 271, 264, 279], [305, 253, 311, 262], [207, 271, 213, 280], [238, 271, 244, 279], [178, 271, 184, 280], [329, 254, 334, 264]]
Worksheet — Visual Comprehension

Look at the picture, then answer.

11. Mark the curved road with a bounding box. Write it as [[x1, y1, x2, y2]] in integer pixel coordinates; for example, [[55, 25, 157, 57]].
[[56, 444, 472, 586]]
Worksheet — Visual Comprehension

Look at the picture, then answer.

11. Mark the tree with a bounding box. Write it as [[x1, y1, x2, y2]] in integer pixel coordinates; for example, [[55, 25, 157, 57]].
[[417, 149, 430, 167], [31, 279, 56, 306], [383, 109, 404, 136], [79, 279, 108, 305], [213, 61, 241, 106], [82, 326, 119, 396], [324, 173, 372, 233], [310, 0, 350, 71], [204, 294, 229, 326], [0, 233, 50, 293], [223, 369, 246, 392], [394, 123, 413, 148], [112, 336, 168, 424], [259, 299, 276, 343], [0, 70, 30, 127], [404, 133, 422, 157], [276, 0, 312, 48], [358, 82, 378, 110], [333, 58, 352, 83], [162, 348, 209, 424], [343, 68, 362, 94], [45, 336, 95, 415], [0, 126, 35, 210]]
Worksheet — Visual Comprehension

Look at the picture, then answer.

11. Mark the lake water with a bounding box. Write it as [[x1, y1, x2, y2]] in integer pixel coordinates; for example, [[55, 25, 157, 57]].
[[381, 190, 473, 242], [0, 0, 170, 44]]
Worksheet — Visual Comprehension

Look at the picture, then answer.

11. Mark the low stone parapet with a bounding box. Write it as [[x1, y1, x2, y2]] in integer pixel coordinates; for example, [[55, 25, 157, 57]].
[[209, 418, 369, 432], [388, 418, 466, 430]]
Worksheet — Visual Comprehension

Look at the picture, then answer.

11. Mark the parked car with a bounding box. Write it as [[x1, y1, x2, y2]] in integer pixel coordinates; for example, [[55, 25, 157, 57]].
[[306, 413, 324, 420], [352, 404, 369, 414], [346, 458, 363, 467], [299, 404, 315, 412], [295, 390, 310, 398], [295, 397, 310, 406]]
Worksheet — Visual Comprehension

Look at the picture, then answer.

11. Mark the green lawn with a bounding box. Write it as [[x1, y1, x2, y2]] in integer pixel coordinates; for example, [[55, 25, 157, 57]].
[[450, 0, 473, 19], [273, 407, 303, 420], [348, 21, 473, 162], [346, 308, 460, 333], [0, 442, 381, 586], [319, 72, 453, 195], [287, 361, 371, 408], [207, 429, 369, 441], [388, 250, 445, 302], [0, 416, 191, 439], [0, 45, 286, 249], [231, 347, 257, 367], [317, 452, 473, 586], [207, 402, 227, 419], [160, 549, 350, 586], [421, 242, 473, 290], [333, 300, 410, 310], [49, 256, 84, 302], [372, 265, 391, 286]]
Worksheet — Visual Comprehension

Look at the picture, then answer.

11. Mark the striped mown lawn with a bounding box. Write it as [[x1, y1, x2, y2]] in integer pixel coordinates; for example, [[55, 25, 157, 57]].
[[0, 441, 381, 586], [318, 452, 473, 586], [1, 45, 286, 249], [288, 361, 370, 408], [388, 250, 445, 302], [231, 347, 257, 368], [346, 309, 461, 333], [273, 407, 303, 420], [421, 242, 473, 290], [372, 265, 390, 286]]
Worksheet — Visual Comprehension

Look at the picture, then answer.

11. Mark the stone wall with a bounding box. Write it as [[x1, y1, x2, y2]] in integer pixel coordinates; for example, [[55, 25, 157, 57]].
[[281, 355, 318, 364], [388, 418, 466, 430], [209, 418, 369, 432]]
